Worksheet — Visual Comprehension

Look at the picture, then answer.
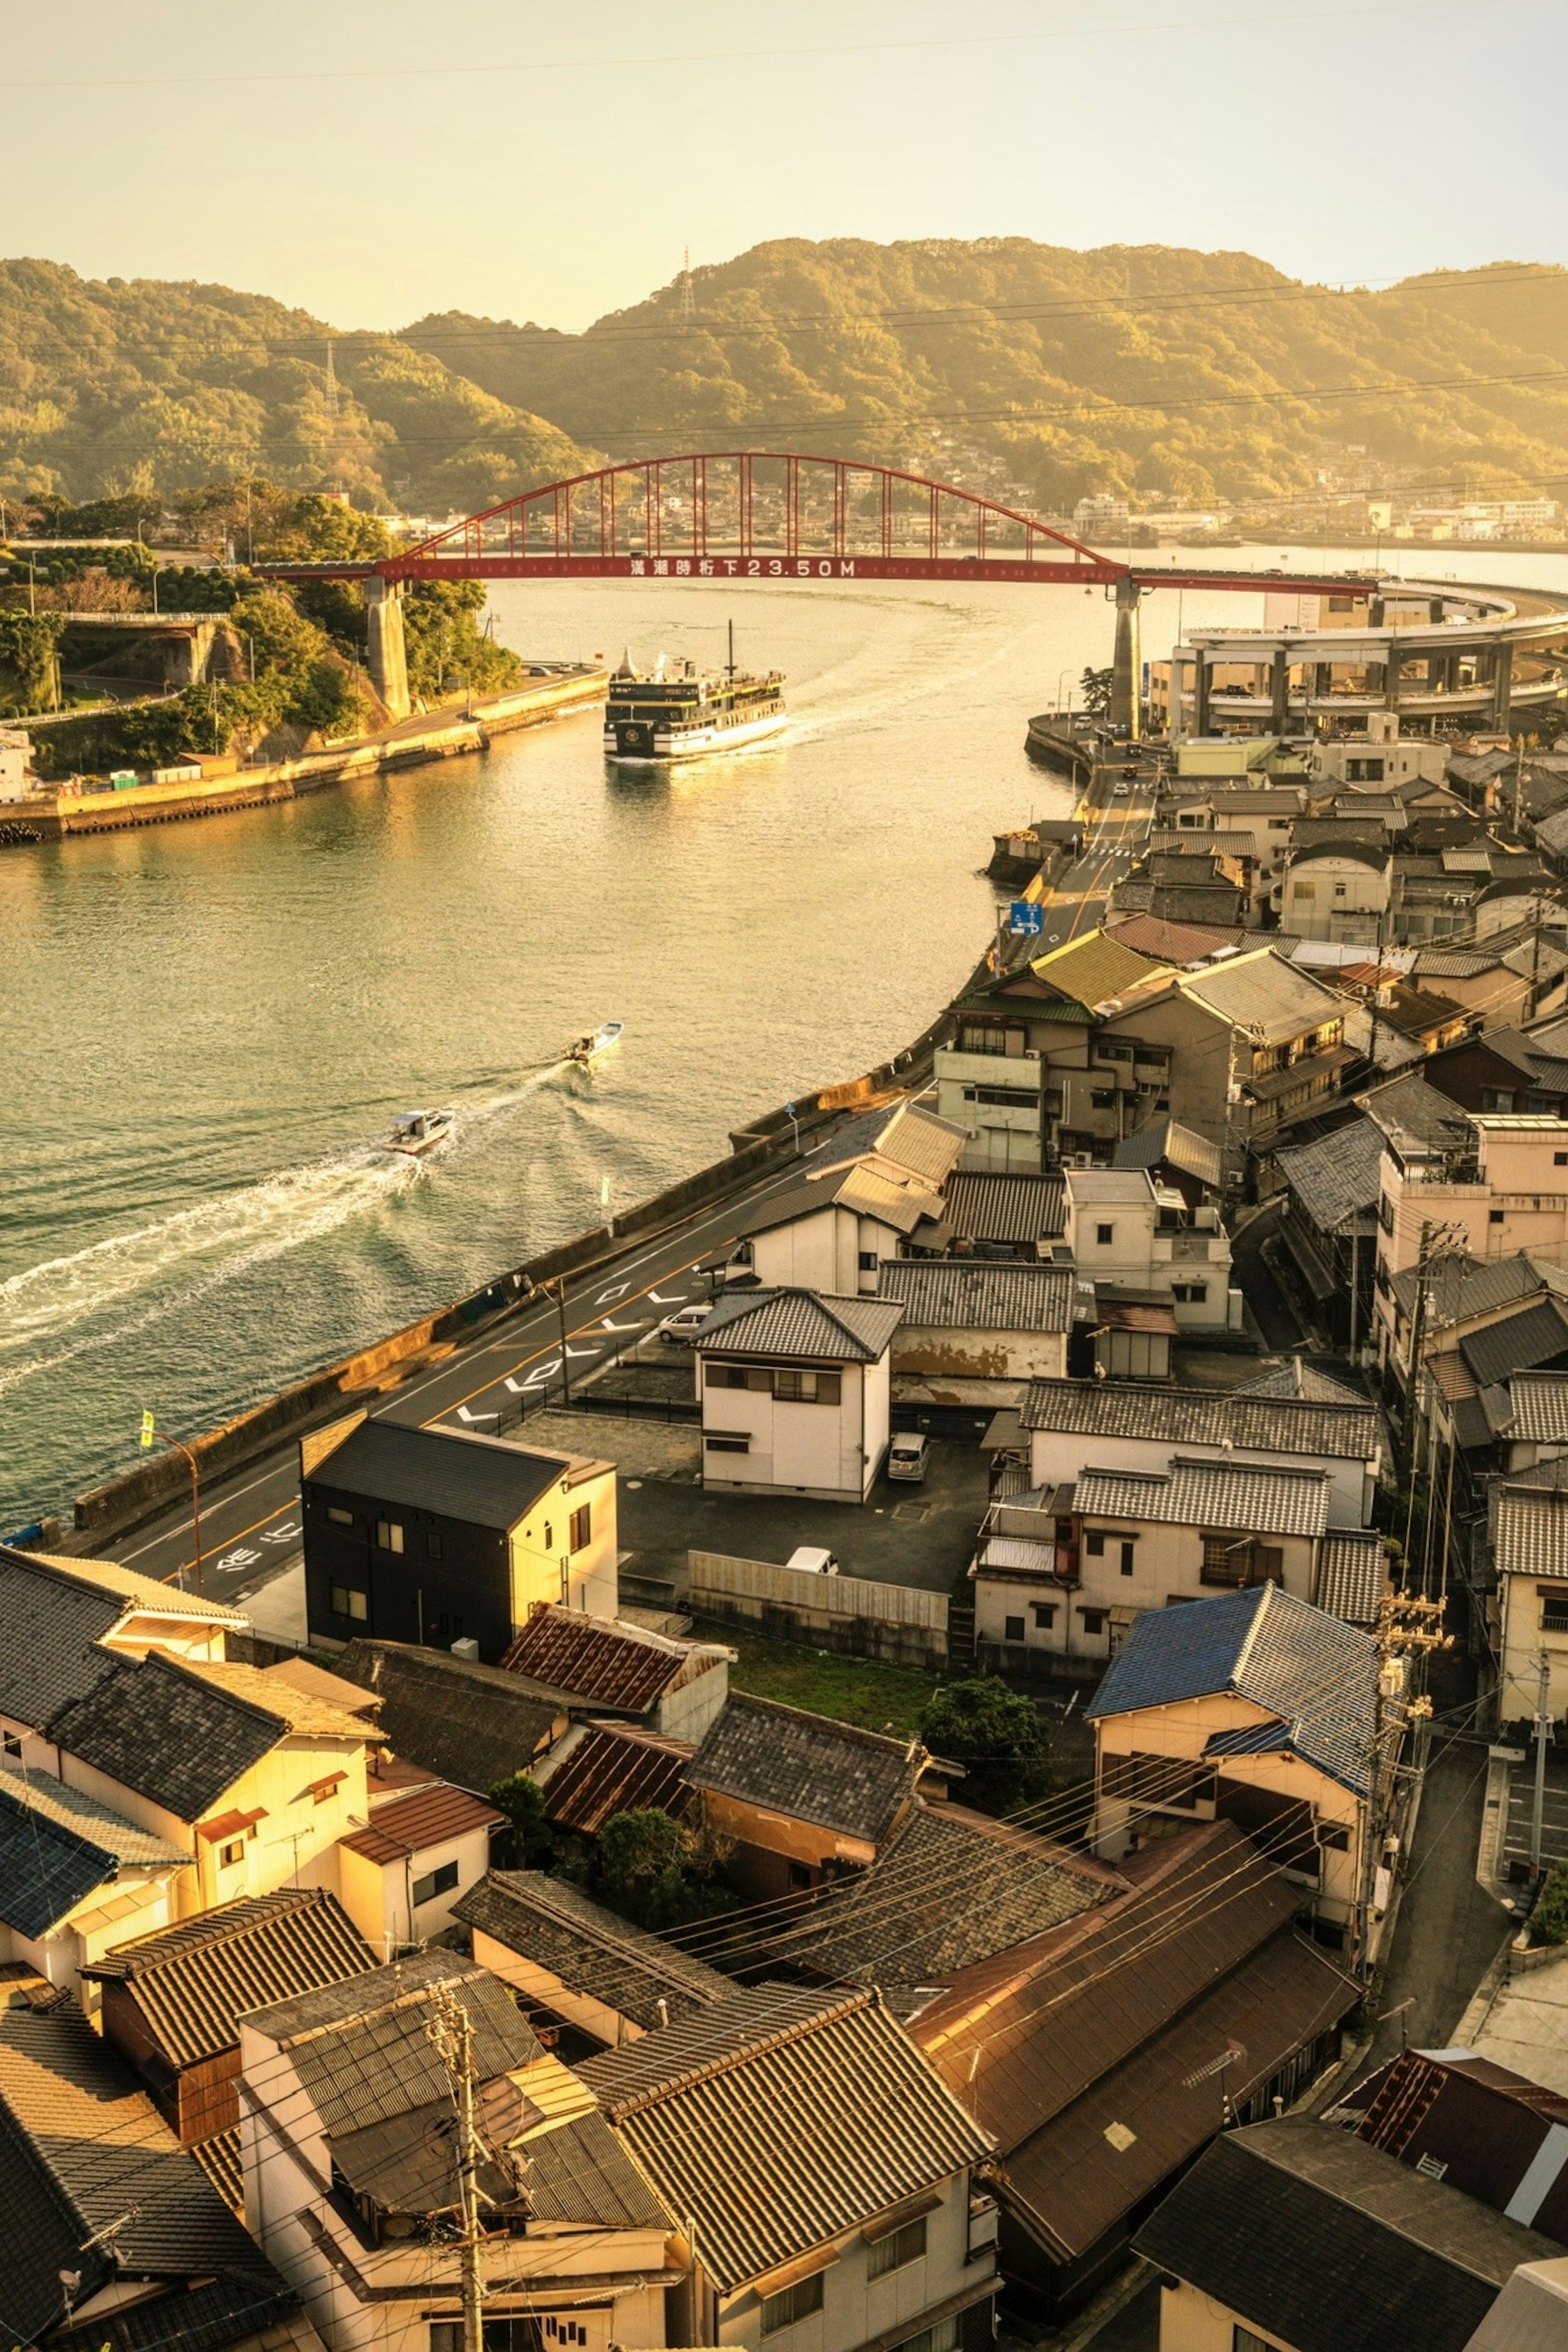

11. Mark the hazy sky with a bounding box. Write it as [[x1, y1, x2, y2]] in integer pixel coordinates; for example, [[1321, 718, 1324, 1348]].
[[8, 0, 1564, 330]]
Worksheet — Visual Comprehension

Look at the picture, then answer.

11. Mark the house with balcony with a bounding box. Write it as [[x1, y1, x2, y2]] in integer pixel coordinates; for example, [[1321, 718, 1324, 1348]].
[[1063, 1167, 1238, 1333], [1085, 1583, 1384, 1949]]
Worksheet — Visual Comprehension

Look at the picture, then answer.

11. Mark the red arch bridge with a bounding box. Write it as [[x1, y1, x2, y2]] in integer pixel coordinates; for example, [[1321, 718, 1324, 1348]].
[[259, 451, 1376, 727]]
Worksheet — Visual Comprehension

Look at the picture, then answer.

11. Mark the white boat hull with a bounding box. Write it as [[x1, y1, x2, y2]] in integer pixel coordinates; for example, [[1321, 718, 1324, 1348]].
[[605, 708, 787, 765]]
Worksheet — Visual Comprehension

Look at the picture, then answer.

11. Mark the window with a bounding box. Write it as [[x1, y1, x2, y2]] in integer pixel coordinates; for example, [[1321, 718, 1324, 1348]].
[[1004, 1615, 1026, 1642], [1085, 1530, 1106, 1557], [958, 1022, 1009, 1056], [0, 1732, 19, 1760], [543, 1521, 554, 1551], [569, 1502, 592, 1552], [859, 1250, 879, 1272], [775, 1369, 842, 1405], [327, 1506, 354, 1527], [1080, 1609, 1107, 1635], [705, 1433, 751, 1454], [412, 1858, 461, 1907], [1096, 1223, 1115, 1246], [1542, 1589, 1568, 1633], [375, 1520, 405, 1554], [1556, 1153, 1568, 1167], [761, 2273, 825, 2335], [1490, 1209, 1506, 1225], [1234, 2330, 1274, 2352], [1293, 881, 1316, 903], [1202, 1536, 1283, 1589], [1118, 1541, 1135, 1576], [218, 1839, 245, 1869], [1172, 1282, 1209, 1304], [330, 1585, 369, 1621], [1319, 1822, 1352, 1850], [1032, 1602, 1057, 1628], [868, 2218, 928, 2278], [1090, 1090, 1116, 1111], [788, 1862, 815, 1891], [895, 2319, 960, 2352], [426, 1530, 443, 1561], [964, 1084, 1038, 1109], [1096, 1042, 1134, 1064], [1334, 882, 1347, 899]]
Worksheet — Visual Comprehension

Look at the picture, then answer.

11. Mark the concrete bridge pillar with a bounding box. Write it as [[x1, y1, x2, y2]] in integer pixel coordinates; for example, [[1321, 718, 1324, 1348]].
[[365, 576, 410, 721], [1385, 648, 1403, 711], [161, 620, 218, 689], [1270, 648, 1290, 729], [1493, 641, 1514, 733], [1194, 650, 1212, 735], [1111, 577, 1142, 740]]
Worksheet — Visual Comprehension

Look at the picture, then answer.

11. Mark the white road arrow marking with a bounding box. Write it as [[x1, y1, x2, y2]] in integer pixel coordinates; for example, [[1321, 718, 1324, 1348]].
[[456, 1405, 499, 1423], [595, 1281, 632, 1303], [649, 1289, 687, 1305], [521, 1360, 561, 1386], [564, 1343, 600, 1359], [599, 1317, 648, 1333]]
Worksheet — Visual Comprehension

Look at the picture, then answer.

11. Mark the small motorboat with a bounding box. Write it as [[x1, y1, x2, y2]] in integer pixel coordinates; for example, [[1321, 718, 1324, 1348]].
[[567, 1022, 624, 1067], [386, 1108, 456, 1157]]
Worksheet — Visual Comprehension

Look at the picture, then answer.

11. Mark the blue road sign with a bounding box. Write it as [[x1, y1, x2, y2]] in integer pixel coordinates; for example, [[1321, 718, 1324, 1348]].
[[1008, 901, 1044, 936]]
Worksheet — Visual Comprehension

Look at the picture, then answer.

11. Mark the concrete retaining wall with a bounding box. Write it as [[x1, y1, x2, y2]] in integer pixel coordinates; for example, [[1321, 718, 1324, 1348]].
[[687, 1548, 948, 1669]]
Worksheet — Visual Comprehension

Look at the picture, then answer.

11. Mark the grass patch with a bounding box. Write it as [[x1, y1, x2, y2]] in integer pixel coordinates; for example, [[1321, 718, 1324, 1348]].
[[691, 1617, 942, 1739]]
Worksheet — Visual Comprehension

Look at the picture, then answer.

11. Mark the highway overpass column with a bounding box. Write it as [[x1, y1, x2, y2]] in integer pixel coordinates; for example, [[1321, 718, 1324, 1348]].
[[1385, 647, 1403, 711], [1111, 577, 1143, 741], [161, 620, 217, 688], [365, 576, 411, 721], [1270, 648, 1290, 729], [1194, 649, 1211, 735], [1493, 641, 1514, 733]]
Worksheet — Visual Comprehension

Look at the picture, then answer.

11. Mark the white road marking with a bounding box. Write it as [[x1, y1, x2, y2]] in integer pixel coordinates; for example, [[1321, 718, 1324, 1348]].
[[649, 1289, 686, 1305], [456, 1405, 499, 1423], [259, 1522, 300, 1545], [215, 1545, 261, 1575], [564, 1343, 600, 1360], [595, 1280, 633, 1303], [599, 1317, 647, 1332]]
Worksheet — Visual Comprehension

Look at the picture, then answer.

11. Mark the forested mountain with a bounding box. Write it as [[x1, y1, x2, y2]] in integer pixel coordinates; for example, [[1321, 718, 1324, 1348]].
[[6, 239, 1568, 519]]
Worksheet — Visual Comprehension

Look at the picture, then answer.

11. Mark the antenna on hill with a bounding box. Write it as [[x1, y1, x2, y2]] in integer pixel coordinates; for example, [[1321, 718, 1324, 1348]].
[[324, 339, 340, 422], [678, 247, 697, 328]]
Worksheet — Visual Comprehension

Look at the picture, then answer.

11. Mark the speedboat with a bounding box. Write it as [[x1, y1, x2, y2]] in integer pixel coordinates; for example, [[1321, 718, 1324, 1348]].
[[567, 1022, 624, 1066], [386, 1108, 456, 1157]]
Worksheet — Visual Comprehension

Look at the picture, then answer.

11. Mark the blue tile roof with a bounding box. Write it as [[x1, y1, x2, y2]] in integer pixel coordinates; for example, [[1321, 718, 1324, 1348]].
[[1085, 1584, 1376, 1795]]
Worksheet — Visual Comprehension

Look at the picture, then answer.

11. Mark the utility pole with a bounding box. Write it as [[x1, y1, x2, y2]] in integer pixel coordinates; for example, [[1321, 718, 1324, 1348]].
[[1532, 1649, 1555, 1874], [426, 1981, 485, 2352], [1359, 1592, 1449, 1975], [555, 1276, 572, 1405]]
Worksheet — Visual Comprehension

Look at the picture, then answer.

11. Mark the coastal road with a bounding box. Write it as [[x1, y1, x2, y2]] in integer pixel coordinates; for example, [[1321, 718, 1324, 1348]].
[[1033, 757, 1158, 945], [89, 1117, 880, 1610]]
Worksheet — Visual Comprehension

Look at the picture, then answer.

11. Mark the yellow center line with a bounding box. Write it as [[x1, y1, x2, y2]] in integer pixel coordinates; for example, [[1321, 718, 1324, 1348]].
[[159, 1498, 299, 1586]]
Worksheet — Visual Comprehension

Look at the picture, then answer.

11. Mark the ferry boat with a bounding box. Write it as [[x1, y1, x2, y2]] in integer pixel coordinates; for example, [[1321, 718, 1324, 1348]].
[[386, 1108, 455, 1157], [567, 1021, 624, 1066], [604, 632, 785, 764]]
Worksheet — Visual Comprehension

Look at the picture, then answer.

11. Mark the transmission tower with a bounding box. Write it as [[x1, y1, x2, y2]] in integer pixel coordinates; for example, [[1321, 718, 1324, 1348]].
[[678, 248, 697, 328]]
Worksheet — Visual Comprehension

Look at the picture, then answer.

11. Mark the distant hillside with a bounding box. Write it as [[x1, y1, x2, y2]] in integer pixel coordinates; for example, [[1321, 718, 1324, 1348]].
[[6, 240, 1568, 519]]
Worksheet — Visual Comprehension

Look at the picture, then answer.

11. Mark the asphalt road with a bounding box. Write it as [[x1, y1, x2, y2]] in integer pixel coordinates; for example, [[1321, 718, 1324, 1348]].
[[93, 1137, 858, 1610], [1033, 767, 1156, 947]]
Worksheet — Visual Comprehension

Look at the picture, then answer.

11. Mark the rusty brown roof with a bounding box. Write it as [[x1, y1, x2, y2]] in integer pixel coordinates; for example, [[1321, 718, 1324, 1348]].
[[501, 1604, 723, 1712], [541, 1722, 696, 1834], [339, 1780, 503, 1866]]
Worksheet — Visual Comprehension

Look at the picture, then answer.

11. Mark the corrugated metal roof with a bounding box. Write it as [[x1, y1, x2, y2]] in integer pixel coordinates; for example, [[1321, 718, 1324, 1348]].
[[539, 1722, 696, 1834], [501, 1605, 726, 1712], [1030, 931, 1172, 1010], [580, 1984, 992, 2290], [693, 1287, 905, 1363], [83, 1886, 376, 2070], [1072, 1458, 1332, 1538], [1506, 1372, 1568, 1442], [1495, 1484, 1568, 1581], [1084, 1583, 1377, 1794], [685, 1692, 924, 1845], [339, 1779, 502, 1866], [455, 1870, 731, 2030], [878, 1258, 1079, 1334], [1314, 1531, 1388, 1624], [1180, 950, 1345, 1043], [943, 1171, 1067, 1243], [1020, 1376, 1380, 1461], [1277, 1118, 1385, 1233], [1111, 1118, 1223, 1188]]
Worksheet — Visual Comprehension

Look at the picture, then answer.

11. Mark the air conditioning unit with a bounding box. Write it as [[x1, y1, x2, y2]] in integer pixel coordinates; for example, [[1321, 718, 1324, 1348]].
[[1065, 1151, 1094, 1168]]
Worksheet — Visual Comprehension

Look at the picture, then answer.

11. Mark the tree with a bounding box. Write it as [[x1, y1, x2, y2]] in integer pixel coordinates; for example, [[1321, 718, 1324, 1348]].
[[596, 1806, 736, 1930], [918, 1678, 1050, 1817], [488, 1772, 554, 1869], [1079, 664, 1115, 718], [0, 609, 65, 714], [403, 579, 524, 702]]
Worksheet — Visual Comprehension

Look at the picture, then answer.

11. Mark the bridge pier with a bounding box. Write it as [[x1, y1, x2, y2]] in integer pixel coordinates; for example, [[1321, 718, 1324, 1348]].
[[365, 577, 410, 721], [1111, 578, 1142, 739], [1493, 641, 1514, 733], [160, 619, 218, 689]]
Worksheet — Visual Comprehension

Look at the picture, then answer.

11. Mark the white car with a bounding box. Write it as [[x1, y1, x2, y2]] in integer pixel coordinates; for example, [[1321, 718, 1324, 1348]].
[[887, 1433, 929, 1483], [656, 1302, 711, 1344], [1113, 781, 1132, 796], [786, 1545, 841, 1576]]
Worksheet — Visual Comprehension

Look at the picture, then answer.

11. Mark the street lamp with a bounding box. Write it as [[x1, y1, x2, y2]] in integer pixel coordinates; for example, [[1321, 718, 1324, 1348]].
[[140, 1412, 204, 1595]]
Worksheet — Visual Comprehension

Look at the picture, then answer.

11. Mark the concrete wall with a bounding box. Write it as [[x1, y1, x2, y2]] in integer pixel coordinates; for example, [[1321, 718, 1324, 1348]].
[[688, 1550, 948, 1670], [892, 1325, 1069, 1380], [1154, 2281, 1282, 2351], [338, 1818, 494, 1953]]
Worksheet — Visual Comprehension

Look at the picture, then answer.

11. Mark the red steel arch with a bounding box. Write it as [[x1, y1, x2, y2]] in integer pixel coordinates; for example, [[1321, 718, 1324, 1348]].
[[374, 452, 1120, 587]]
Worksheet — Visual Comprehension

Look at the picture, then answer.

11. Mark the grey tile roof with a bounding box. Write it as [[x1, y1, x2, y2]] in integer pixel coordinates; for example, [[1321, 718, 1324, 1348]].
[[308, 1418, 566, 1529], [1180, 951, 1346, 1042], [685, 1692, 925, 1846], [1020, 1376, 1381, 1462], [1505, 1371, 1568, 1441], [332, 1637, 565, 1793], [0, 1994, 288, 2342], [1111, 1118, 1223, 1189], [1276, 1117, 1385, 1233], [84, 1887, 376, 2069], [878, 1257, 1080, 1334], [1314, 1530, 1389, 1625], [0, 1546, 124, 1730], [1460, 1300, 1568, 1391], [579, 1984, 991, 2290], [1388, 1250, 1567, 1325], [0, 1766, 187, 1940], [1085, 1583, 1378, 1795], [1134, 2120, 1559, 2352], [943, 1170, 1067, 1243], [1358, 1072, 1475, 1159], [1072, 1458, 1332, 1538], [692, 1287, 905, 1362], [1239, 1358, 1374, 1405], [46, 1652, 285, 1824], [454, 1870, 731, 2032], [1494, 1483, 1568, 1581], [788, 1800, 1117, 1986]]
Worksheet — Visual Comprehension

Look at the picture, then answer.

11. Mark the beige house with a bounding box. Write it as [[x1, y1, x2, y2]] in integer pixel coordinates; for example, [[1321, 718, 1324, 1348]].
[[739, 1102, 964, 1289], [1491, 1478, 1568, 1730], [1374, 1106, 1568, 1295], [1280, 841, 1393, 944], [1085, 1583, 1383, 1951], [0, 1763, 189, 2004], [693, 1288, 905, 1502], [336, 1777, 503, 1953], [1064, 1167, 1237, 1332], [877, 1258, 1081, 1380]]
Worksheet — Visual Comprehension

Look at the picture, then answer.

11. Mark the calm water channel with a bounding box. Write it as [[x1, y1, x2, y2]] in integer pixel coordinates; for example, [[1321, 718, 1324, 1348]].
[[3, 548, 1566, 1526]]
